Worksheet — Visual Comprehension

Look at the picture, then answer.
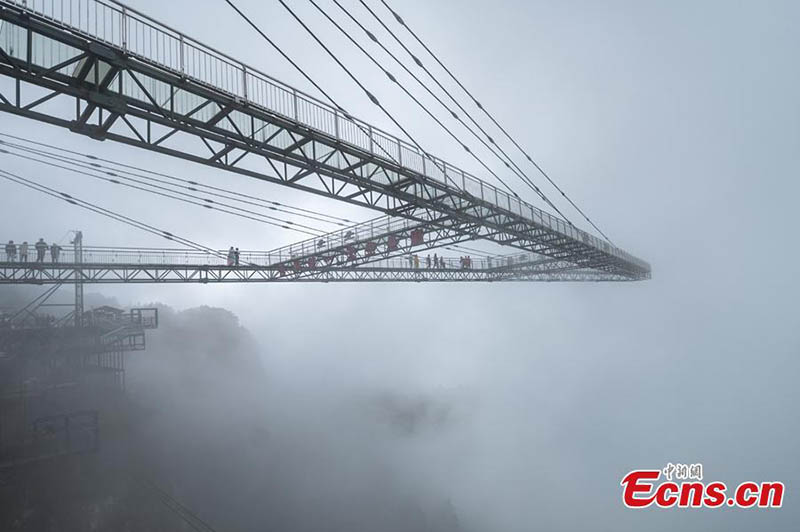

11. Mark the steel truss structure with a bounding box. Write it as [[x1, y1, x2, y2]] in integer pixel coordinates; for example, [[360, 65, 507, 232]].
[[0, 262, 630, 284], [0, 306, 158, 468], [0, 0, 650, 283]]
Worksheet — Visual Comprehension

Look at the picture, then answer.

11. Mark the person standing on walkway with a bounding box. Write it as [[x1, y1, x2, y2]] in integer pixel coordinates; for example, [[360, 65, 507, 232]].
[[4, 240, 16, 262], [35, 238, 47, 262], [234, 248, 240, 266], [50, 243, 61, 263], [20, 241, 28, 262]]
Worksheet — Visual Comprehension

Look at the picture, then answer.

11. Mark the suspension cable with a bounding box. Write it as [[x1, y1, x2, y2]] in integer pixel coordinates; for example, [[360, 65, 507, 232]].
[[306, 0, 528, 201], [326, 0, 568, 219], [374, 0, 614, 244], [0, 133, 355, 226], [0, 169, 236, 261], [0, 146, 326, 237], [0, 141, 338, 230], [225, 0, 583, 231], [1, 140, 337, 230], [221, 0, 442, 185], [274, 0, 522, 196]]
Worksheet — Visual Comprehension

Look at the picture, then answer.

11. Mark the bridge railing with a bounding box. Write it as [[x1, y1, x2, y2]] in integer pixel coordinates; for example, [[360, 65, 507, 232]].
[[271, 215, 425, 263], [1, 244, 556, 272], [1, 0, 649, 274]]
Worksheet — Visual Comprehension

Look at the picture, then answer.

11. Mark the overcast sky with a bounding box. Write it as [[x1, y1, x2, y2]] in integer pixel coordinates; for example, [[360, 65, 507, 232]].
[[1, 0, 799, 530]]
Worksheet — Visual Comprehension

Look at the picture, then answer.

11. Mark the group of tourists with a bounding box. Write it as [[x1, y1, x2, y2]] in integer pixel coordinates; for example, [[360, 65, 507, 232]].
[[405, 253, 473, 270], [4, 238, 62, 263]]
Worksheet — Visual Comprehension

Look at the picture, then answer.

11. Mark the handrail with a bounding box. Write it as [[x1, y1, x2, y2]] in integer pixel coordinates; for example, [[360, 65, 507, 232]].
[[0, 245, 589, 273]]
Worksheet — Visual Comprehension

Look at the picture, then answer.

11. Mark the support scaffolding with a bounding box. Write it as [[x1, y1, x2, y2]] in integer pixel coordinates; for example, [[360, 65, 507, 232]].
[[72, 230, 83, 328]]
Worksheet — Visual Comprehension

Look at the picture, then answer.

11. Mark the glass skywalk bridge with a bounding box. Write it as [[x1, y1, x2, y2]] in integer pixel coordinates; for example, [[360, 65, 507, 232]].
[[0, 0, 650, 280]]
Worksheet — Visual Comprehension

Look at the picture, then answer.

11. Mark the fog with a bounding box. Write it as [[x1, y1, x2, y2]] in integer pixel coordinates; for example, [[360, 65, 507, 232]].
[[1, 0, 799, 530], [127, 303, 470, 531]]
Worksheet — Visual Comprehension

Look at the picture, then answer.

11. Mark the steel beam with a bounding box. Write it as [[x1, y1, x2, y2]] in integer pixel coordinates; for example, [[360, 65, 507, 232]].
[[0, 260, 631, 284]]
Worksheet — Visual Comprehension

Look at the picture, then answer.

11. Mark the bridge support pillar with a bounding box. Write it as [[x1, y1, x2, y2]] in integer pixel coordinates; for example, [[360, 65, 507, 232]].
[[72, 230, 83, 327]]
